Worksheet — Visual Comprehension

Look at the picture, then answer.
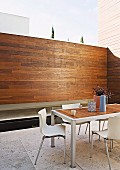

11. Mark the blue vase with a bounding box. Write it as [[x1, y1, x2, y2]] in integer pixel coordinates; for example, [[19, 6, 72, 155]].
[[100, 95, 106, 112]]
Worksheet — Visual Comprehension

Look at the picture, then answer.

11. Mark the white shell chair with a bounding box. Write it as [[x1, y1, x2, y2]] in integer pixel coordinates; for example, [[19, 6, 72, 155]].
[[90, 116, 120, 170], [34, 108, 66, 165], [62, 103, 91, 142]]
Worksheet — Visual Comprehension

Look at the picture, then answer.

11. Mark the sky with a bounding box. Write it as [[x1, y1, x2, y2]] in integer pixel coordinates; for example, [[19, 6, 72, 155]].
[[0, 0, 98, 45]]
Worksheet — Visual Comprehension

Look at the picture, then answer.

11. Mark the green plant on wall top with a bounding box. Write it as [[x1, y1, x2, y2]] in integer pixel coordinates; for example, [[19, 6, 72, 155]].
[[80, 36, 84, 43], [51, 26, 54, 39]]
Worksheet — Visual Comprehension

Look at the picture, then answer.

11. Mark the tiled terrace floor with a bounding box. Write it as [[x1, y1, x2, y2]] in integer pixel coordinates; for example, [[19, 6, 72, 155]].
[[0, 122, 120, 170]]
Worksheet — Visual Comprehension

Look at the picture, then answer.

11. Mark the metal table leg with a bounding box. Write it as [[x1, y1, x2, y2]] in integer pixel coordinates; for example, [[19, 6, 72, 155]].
[[71, 120, 76, 168], [51, 112, 55, 147]]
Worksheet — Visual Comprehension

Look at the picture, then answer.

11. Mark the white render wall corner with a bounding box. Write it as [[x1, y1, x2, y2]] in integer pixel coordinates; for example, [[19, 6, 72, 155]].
[[98, 0, 120, 56], [0, 12, 29, 36]]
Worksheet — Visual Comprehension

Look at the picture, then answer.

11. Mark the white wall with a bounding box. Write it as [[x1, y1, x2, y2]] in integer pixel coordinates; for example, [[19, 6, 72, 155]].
[[0, 12, 29, 36], [98, 0, 120, 57]]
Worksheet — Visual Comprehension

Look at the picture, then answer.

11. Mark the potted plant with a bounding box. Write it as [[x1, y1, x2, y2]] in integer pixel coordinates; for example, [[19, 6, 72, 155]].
[[93, 85, 112, 108]]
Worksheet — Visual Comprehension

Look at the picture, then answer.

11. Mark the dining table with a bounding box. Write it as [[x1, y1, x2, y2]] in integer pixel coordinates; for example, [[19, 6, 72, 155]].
[[51, 104, 120, 168]]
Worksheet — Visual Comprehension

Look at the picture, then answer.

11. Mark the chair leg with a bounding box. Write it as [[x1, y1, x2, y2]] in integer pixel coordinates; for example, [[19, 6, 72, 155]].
[[104, 139, 112, 170], [85, 123, 88, 134], [110, 139, 112, 152], [112, 139, 113, 149], [78, 124, 81, 135], [99, 120, 101, 141], [63, 137, 66, 164], [34, 136, 45, 165], [88, 122, 91, 143], [110, 139, 114, 152], [90, 132, 94, 158], [102, 121, 105, 130]]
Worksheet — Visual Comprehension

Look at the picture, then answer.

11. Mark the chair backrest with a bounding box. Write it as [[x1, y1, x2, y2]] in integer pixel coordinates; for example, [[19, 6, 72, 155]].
[[108, 116, 120, 140], [62, 103, 80, 109], [38, 108, 47, 134]]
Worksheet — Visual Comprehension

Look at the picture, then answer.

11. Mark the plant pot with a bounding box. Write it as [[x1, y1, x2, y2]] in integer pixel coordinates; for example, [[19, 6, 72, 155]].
[[93, 95, 100, 108]]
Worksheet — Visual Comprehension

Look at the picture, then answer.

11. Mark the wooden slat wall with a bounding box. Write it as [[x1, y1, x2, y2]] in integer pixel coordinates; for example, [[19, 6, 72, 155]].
[[0, 33, 107, 104], [107, 49, 120, 104]]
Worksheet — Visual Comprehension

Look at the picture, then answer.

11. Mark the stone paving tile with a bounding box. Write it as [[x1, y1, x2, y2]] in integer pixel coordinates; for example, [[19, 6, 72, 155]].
[[0, 136, 35, 170]]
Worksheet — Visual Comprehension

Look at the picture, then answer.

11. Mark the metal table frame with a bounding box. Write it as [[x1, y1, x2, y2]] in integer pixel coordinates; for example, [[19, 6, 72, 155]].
[[51, 106, 120, 168]]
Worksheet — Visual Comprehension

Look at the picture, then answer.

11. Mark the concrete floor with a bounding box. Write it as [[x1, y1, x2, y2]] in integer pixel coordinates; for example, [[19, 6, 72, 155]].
[[0, 122, 120, 170]]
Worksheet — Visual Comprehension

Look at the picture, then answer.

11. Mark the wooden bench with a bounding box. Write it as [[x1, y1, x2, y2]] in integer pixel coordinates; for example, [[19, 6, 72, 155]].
[[0, 100, 89, 132]]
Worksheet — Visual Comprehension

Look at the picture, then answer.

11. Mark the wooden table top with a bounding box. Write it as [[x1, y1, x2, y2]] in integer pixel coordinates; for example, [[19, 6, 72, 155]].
[[56, 104, 120, 119]]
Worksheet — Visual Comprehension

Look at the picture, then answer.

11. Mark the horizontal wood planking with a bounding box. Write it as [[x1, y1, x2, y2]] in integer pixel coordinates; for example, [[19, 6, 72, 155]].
[[0, 33, 107, 104], [107, 48, 120, 104]]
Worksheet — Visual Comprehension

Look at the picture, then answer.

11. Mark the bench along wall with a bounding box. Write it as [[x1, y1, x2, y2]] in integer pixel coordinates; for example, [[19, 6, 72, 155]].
[[107, 49, 120, 104], [0, 33, 107, 104]]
